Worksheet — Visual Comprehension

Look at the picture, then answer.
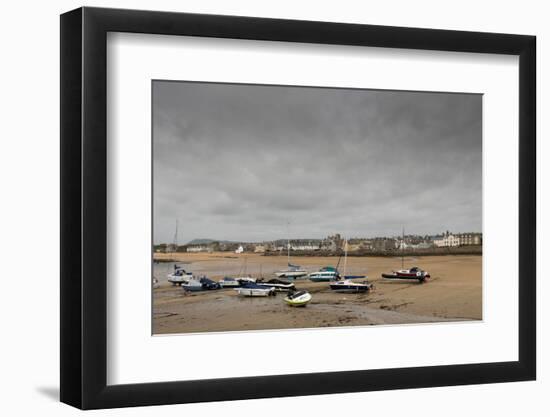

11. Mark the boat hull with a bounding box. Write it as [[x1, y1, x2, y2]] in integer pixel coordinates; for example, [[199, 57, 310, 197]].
[[218, 280, 241, 288], [329, 285, 371, 293], [275, 271, 308, 278], [284, 292, 312, 307], [182, 286, 204, 292], [381, 273, 428, 282], [235, 287, 275, 297], [309, 276, 338, 282], [256, 283, 295, 292], [167, 276, 191, 285]]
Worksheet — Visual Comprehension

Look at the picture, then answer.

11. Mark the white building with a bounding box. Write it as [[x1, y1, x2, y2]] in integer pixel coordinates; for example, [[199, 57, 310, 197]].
[[186, 245, 209, 253], [433, 234, 460, 247], [235, 245, 244, 254]]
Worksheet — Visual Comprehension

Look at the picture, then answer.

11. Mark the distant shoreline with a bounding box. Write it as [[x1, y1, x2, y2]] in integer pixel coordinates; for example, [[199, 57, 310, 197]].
[[153, 245, 482, 261], [263, 245, 482, 257]]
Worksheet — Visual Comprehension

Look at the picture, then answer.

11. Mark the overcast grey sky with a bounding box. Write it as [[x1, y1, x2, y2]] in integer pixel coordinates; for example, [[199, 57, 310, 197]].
[[153, 81, 482, 244]]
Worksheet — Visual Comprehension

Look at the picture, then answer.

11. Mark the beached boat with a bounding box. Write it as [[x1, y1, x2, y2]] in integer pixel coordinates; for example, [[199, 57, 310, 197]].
[[218, 277, 241, 288], [381, 228, 430, 283], [235, 283, 276, 297], [236, 276, 256, 285], [275, 263, 308, 279], [309, 266, 340, 282], [182, 276, 221, 292], [329, 239, 372, 292], [283, 290, 312, 307], [256, 278, 295, 292], [230, 256, 258, 285], [167, 265, 193, 285], [381, 267, 430, 282], [329, 279, 373, 293], [275, 222, 308, 278]]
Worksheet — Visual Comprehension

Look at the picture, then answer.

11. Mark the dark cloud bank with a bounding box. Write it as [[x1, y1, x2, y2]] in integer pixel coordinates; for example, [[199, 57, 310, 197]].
[[153, 81, 482, 244]]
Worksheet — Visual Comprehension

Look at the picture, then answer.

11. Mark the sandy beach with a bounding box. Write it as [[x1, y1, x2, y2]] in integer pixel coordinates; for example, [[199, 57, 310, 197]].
[[153, 253, 482, 334]]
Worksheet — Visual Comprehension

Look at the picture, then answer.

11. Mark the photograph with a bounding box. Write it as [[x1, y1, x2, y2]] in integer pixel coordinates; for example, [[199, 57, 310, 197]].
[[152, 80, 483, 335]]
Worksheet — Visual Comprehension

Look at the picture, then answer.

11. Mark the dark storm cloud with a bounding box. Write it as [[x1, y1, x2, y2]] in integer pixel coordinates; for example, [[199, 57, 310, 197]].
[[153, 81, 482, 244]]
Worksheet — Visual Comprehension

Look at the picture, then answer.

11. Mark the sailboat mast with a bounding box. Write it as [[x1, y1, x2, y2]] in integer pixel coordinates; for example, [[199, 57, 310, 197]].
[[401, 226, 405, 269], [343, 238, 348, 278], [172, 219, 179, 253], [287, 219, 290, 265]]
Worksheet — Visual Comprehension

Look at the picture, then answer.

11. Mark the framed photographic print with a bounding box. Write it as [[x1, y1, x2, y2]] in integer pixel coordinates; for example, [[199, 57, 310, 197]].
[[60, 6, 536, 410]]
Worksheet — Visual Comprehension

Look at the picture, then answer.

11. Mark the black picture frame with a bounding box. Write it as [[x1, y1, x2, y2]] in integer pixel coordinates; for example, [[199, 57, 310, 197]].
[[60, 6, 536, 410]]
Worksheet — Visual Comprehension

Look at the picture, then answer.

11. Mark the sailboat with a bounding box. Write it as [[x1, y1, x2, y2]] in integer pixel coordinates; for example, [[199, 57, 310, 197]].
[[167, 264, 193, 285], [329, 238, 373, 293], [309, 252, 342, 282], [308, 266, 340, 282], [275, 222, 307, 279], [381, 227, 430, 283], [232, 256, 256, 285]]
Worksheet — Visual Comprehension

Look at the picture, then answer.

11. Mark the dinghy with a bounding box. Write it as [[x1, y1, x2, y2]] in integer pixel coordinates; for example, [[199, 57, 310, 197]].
[[283, 290, 312, 307]]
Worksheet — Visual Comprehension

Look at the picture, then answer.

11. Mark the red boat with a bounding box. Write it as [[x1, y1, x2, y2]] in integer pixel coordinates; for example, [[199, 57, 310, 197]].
[[381, 266, 430, 283]]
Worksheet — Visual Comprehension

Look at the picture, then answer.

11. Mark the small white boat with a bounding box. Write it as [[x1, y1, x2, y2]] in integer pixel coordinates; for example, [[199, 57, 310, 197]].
[[218, 277, 241, 288], [275, 264, 308, 279], [182, 277, 203, 291], [235, 276, 256, 285], [235, 283, 275, 297], [167, 265, 193, 285], [329, 279, 373, 293], [284, 290, 312, 307], [308, 267, 340, 282], [276, 225, 308, 279]]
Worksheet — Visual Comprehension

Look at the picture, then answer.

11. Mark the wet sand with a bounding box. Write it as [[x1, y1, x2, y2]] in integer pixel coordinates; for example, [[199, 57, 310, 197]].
[[153, 253, 482, 334]]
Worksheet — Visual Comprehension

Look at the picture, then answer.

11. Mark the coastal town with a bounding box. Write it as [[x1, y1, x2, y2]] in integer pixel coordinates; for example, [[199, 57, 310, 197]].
[[154, 231, 482, 255]]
